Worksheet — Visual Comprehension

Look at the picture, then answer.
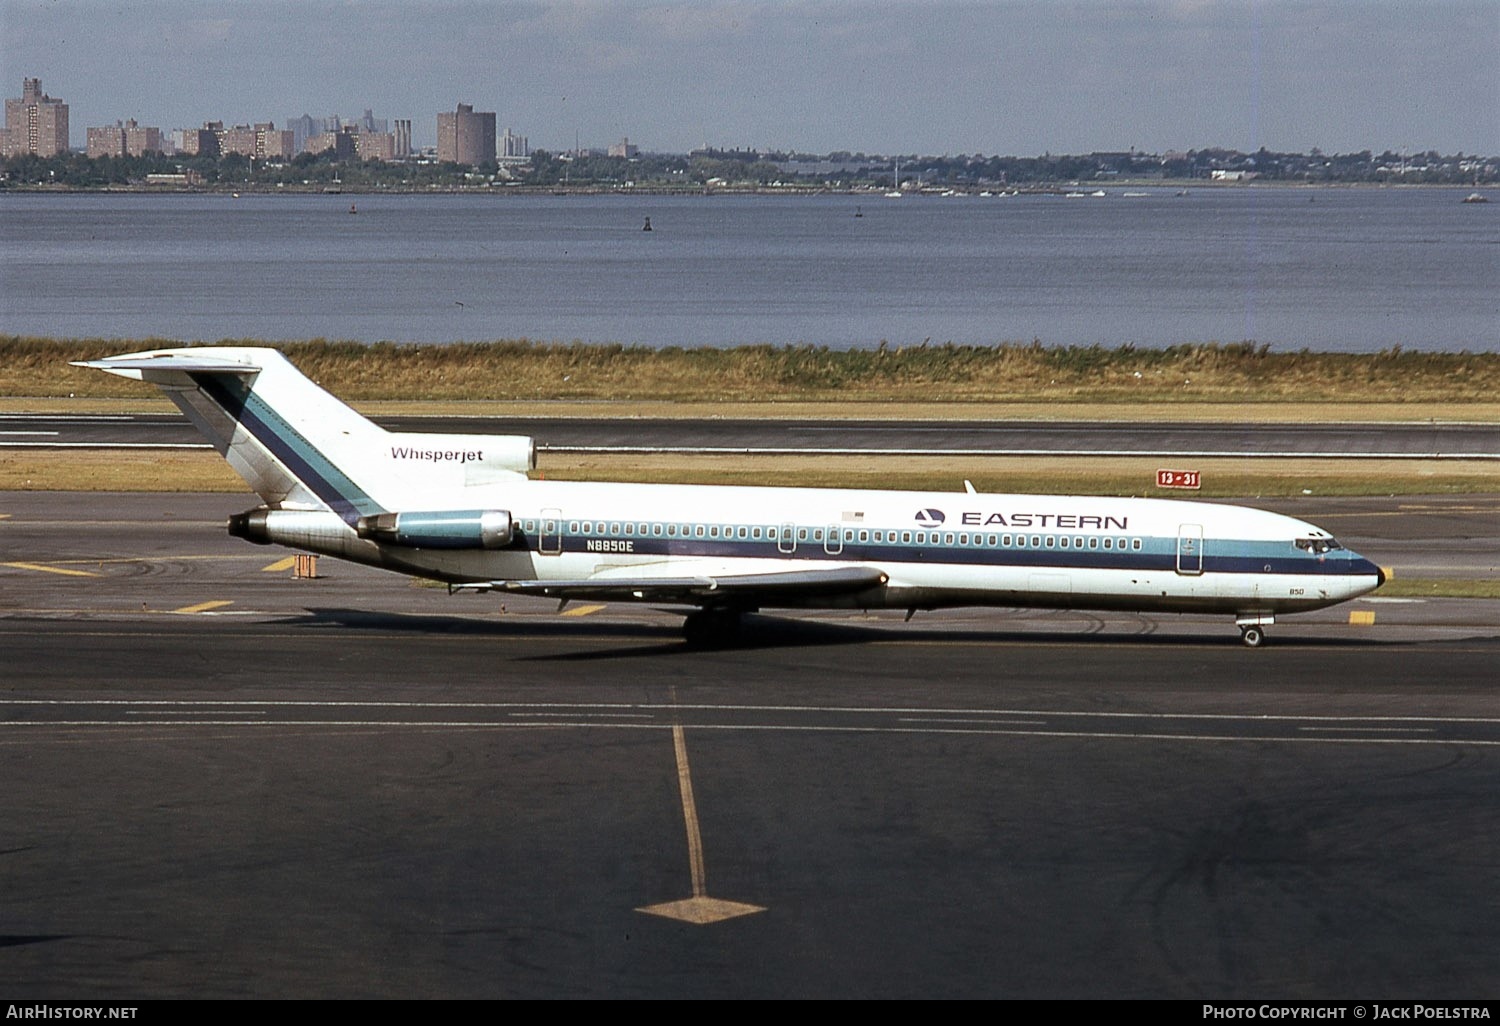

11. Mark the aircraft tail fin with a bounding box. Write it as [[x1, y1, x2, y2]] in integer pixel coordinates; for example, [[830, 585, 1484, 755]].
[[76, 347, 390, 520]]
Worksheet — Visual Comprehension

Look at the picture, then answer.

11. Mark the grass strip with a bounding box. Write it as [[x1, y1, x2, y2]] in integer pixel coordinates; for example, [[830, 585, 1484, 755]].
[[8, 336, 1500, 408], [1374, 579, 1500, 600]]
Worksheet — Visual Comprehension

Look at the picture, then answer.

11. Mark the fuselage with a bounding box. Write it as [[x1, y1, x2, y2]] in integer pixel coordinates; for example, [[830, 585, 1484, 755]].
[[252, 476, 1386, 618]]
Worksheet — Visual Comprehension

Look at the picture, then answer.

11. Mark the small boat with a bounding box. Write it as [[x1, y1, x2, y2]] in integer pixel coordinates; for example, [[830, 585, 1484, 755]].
[[642, 216, 653, 231], [886, 158, 903, 197], [1462, 192, 1488, 203], [349, 203, 358, 215]]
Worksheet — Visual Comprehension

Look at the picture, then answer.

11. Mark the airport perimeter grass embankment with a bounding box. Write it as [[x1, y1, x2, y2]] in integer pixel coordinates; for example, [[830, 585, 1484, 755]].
[[9, 336, 1500, 406]]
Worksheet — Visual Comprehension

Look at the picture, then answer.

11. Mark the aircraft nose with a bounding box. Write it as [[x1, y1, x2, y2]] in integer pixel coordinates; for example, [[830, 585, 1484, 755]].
[[1349, 553, 1385, 586]]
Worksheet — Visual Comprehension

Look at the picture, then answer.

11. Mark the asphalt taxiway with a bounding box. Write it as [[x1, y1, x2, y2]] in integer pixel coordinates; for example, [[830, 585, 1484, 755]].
[[7, 411, 1500, 458], [2, 491, 1499, 998]]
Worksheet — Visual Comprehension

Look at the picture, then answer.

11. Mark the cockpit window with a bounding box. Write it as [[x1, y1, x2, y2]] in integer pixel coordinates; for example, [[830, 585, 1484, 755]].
[[1295, 538, 1343, 555]]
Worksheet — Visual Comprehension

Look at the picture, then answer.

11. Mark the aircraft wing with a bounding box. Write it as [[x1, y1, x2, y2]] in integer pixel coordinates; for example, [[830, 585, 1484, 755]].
[[457, 565, 888, 605]]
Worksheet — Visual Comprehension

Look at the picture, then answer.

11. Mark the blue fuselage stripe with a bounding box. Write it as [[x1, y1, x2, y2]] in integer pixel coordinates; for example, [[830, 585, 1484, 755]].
[[514, 531, 1375, 577], [193, 373, 383, 521]]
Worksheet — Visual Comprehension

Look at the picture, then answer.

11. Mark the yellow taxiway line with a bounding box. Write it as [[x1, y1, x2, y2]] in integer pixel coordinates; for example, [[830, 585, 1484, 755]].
[[2, 561, 99, 577]]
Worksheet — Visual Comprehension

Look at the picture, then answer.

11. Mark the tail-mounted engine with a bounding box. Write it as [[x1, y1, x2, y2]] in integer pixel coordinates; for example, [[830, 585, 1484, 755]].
[[355, 510, 515, 550]]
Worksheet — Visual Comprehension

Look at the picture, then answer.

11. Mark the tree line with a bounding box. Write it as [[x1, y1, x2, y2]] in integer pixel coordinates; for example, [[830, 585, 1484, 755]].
[[3, 145, 1494, 190]]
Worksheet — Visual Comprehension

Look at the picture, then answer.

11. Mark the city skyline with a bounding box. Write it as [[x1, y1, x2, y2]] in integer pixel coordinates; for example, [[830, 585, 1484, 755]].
[[1, 1, 1496, 157]]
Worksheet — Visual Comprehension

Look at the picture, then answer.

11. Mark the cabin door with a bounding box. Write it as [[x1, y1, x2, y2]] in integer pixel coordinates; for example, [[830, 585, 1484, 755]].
[[824, 524, 844, 555], [539, 508, 563, 556], [778, 522, 797, 554], [1176, 523, 1204, 575]]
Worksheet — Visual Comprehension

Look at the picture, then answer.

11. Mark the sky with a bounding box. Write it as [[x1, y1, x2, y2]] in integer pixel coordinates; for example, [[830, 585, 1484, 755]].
[[2, 0, 1496, 157]]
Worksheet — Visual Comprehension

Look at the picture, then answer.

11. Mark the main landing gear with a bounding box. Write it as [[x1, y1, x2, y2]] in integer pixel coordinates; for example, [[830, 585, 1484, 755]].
[[682, 608, 743, 648], [1236, 614, 1274, 648]]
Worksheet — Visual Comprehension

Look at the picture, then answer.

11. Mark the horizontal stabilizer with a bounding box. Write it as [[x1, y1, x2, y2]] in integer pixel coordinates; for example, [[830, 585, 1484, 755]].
[[457, 565, 888, 605], [72, 354, 262, 379]]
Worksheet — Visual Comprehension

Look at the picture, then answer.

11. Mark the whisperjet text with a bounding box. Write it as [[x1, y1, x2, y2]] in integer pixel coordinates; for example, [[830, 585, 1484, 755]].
[[391, 446, 485, 464]]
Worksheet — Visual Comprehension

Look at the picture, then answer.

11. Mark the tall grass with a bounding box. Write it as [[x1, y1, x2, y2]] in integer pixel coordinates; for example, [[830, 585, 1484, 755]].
[[6, 336, 1500, 404]]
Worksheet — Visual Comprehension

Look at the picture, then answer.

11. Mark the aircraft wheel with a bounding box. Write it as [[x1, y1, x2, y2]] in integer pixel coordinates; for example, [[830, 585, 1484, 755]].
[[683, 609, 741, 648], [1239, 625, 1266, 648]]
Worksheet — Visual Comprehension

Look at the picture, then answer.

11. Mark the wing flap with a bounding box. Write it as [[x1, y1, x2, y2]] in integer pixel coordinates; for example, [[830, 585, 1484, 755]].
[[457, 565, 888, 605]]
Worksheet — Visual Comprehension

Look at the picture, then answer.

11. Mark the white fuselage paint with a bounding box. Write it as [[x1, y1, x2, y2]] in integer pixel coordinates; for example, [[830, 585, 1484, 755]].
[[260, 477, 1382, 617]]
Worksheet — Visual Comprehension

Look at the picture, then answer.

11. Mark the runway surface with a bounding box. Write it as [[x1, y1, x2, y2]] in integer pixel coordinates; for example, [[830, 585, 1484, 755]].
[[6, 412, 1500, 458], [2, 492, 1499, 998]]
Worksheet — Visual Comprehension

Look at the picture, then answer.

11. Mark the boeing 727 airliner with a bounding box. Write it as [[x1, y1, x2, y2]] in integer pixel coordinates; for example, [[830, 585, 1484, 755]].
[[80, 347, 1385, 646]]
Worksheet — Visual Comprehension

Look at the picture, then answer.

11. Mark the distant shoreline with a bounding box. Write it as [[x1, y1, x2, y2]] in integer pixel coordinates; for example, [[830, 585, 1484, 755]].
[[2, 180, 1491, 197]]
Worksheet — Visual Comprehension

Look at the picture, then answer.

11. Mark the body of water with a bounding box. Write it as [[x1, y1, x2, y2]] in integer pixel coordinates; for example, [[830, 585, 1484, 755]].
[[1, 188, 1495, 351]]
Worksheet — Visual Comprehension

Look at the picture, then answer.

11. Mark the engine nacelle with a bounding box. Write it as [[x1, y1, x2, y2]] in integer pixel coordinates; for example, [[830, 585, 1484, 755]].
[[228, 508, 364, 555], [355, 509, 515, 550]]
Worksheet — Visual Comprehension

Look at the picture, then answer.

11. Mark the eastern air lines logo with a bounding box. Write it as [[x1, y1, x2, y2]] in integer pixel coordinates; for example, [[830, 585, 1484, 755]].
[[914, 508, 946, 528]]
